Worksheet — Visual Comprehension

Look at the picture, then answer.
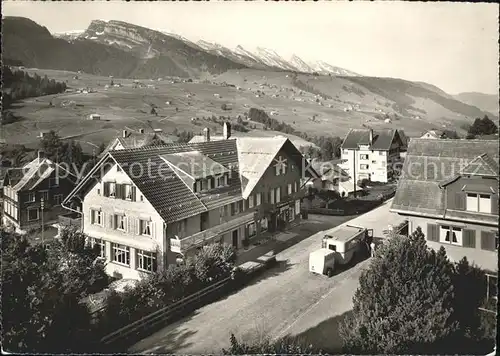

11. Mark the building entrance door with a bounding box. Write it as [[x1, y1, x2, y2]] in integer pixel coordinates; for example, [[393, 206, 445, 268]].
[[232, 230, 238, 248]]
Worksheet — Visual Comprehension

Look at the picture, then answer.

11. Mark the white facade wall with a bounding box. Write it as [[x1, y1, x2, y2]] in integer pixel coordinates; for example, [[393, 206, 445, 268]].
[[82, 163, 166, 280], [340, 147, 390, 183]]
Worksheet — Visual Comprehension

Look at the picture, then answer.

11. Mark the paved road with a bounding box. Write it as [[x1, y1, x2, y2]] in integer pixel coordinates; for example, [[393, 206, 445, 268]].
[[130, 199, 403, 354]]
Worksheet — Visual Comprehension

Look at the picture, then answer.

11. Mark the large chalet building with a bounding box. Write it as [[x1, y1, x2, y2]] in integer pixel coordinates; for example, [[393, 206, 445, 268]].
[[64, 123, 318, 280], [2, 152, 77, 234], [339, 128, 405, 183], [390, 138, 498, 272]]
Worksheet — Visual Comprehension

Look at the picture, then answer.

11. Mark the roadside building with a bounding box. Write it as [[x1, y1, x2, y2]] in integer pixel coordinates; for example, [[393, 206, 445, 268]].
[[63, 123, 318, 280], [390, 138, 498, 272], [2, 151, 77, 234], [339, 128, 406, 183]]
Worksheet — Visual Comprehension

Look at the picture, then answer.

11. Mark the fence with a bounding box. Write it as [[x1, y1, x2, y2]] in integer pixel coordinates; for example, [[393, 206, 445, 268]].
[[100, 276, 233, 346], [302, 207, 345, 216], [98, 255, 276, 348]]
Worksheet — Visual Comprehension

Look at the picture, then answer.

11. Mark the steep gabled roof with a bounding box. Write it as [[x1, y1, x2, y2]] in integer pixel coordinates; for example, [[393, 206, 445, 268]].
[[391, 139, 499, 218], [461, 153, 499, 177], [341, 129, 402, 150], [4, 157, 76, 192]]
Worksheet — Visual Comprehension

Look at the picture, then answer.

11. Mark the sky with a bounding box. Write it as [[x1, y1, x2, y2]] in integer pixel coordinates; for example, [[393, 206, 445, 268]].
[[3, 1, 499, 95]]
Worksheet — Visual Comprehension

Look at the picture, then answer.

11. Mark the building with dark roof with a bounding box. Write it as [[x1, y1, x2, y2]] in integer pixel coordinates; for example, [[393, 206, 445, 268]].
[[2, 151, 77, 234], [339, 128, 406, 183], [101, 128, 177, 155], [64, 128, 318, 280], [390, 138, 498, 272]]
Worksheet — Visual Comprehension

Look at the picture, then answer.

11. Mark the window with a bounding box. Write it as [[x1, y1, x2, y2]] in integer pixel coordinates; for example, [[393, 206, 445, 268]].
[[276, 187, 281, 203], [270, 190, 275, 204], [27, 208, 39, 221], [137, 250, 157, 272], [261, 218, 268, 232], [371, 160, 377, 164], [109, 183, 116, 198], [295, 200, 300, 215], [195, 180, 202, 192], [140, 195, 144, 202], [125, 184, 133, 200], [466, 193, 491, 213], [256, 193, 262, 206], [287, 183, 292, 195], [248, 195, 255, 209], [140, 219, 152, 236], [360, 164, 369, 170], [360, 154, 369, 160], [49, 177, 59, 187], [91, 238, 105, 258], [479, 194, 491, 213], [54, 194, 63, 206], [91, 209, 103, 226], [40, 191, 49, 202], [248, 222, 256, 237], [294, 181, 298, 193], [115, 215, 126, 231], [112, 243, 130, 266], [216, 175, 226, 187], [379, 151, 384, 156], [27, 192, 35, 202], [439, 225, 462, 246]]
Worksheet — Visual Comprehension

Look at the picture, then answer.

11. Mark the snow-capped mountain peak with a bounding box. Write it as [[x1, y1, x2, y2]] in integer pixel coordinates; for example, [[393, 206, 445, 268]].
[[289, 54, 314, 73]]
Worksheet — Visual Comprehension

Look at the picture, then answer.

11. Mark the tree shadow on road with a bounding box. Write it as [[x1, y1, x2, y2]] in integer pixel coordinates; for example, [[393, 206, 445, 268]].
[[286, 310, 353, 354], [127, 312, 199, 354]]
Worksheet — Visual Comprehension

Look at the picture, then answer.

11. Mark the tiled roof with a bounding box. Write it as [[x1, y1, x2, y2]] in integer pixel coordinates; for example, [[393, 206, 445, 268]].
[[461, 153, 499, 176], [391, 139, 499, 218], [4, 158, 75, 192], [236, 136, 289, 199], [189, 135, 225, 143], [68, 136, 316, 224], [110, 139, 240, 224], [341, 129, 401, 150], [161, 151, 231, 179]]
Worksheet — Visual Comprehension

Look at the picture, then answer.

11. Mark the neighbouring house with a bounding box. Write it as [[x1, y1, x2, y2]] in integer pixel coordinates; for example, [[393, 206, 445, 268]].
[[339, 128, 406, 183], [2, 151, 77, 234], [305, 159, 350, 191], [337, 179, 365, 198], [63, 124, 319, 280], [390, 138, 499, 273], [101, 128, 177, 155], [88, 113, 101, 121]]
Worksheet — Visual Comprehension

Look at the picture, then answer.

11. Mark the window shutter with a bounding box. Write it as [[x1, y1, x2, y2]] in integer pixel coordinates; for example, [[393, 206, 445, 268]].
[[463, 229, 476, 248], [427, 223, 438, 242], [132, 186, 137, 201], [491, 194, 498, 215], [151, 221, 156, 238], [455, 193, 465, 210], [135, 219, 140, 235], [109, 213, 114, 229], [103, 182, 109, 197], [481, 231, 495, 251]]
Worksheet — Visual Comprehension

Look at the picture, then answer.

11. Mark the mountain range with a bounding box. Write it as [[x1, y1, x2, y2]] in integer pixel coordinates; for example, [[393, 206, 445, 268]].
[[3, 17, 359, 78], [53, 21, 360, 76]]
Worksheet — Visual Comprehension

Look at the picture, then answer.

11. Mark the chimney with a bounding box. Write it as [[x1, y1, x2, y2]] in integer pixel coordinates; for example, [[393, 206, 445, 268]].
[[139, 128, 145, 134], [122, 130, 128, 138], [369, 128, 373, 145], [223, 121, 231, 140], [38, 150, 45, 161], [203, 127, 211, 142]]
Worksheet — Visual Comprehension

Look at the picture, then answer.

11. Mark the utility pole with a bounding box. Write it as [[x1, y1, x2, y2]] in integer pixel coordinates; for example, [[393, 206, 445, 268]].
[[353, 149, 357, 198], [41, 197, 45, 245]]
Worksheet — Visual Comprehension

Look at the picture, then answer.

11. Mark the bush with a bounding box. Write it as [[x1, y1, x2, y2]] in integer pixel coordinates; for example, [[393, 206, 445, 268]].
[[222, 333, 319, 355], [468, 115, 498, 136], [97, 243, 237, 335]]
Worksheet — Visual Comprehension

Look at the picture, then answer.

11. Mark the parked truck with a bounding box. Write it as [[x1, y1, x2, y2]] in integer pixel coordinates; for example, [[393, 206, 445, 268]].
[[309, 225, 373, 277]]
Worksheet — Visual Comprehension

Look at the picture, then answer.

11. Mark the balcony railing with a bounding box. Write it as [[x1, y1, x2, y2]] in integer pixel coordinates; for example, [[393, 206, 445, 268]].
[[174, 211, 255, 251]]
